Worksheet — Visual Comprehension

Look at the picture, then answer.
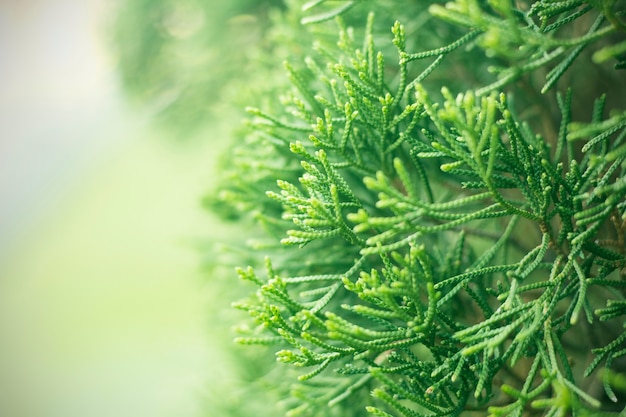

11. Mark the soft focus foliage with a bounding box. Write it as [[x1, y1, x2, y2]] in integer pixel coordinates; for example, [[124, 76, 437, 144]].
[[113, 0, 284, 131]]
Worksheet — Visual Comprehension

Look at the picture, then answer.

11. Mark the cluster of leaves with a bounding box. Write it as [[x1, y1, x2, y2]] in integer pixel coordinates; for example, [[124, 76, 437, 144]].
[[210, 0, 626, 416]]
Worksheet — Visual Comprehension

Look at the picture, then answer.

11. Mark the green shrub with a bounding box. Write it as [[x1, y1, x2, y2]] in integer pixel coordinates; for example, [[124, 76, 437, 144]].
[[211, 0, 626, 416]]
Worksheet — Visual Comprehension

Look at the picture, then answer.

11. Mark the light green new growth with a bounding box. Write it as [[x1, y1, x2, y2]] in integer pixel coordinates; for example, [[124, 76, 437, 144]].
[[212, 0, 626, 416]]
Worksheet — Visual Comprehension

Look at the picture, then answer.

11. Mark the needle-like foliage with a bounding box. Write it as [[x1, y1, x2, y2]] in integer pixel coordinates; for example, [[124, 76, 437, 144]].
[[211, 0, 626, 416]]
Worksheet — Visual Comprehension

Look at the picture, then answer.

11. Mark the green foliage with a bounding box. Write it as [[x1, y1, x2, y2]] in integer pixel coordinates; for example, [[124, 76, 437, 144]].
[[210, 0, 626, 416], [112, 0, 284, 132]]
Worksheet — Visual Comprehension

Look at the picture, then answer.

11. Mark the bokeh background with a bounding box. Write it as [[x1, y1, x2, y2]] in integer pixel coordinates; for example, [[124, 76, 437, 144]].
[[0, 1, 263, 416]]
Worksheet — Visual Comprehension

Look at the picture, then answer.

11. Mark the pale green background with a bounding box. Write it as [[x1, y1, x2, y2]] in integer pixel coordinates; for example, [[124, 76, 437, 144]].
[[0, 1, 234, 416]]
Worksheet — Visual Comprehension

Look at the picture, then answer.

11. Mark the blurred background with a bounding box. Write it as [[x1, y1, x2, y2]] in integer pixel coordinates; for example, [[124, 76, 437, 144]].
[[0, 0, 278, 416]]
